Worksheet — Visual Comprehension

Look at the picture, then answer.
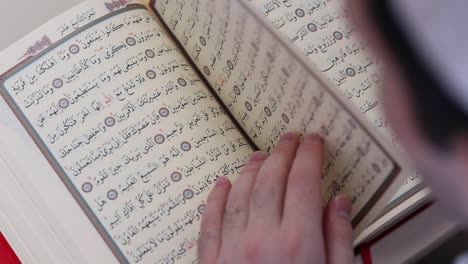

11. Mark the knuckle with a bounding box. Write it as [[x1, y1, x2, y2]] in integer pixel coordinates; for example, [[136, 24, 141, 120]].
[[241, 161, 261, 175], [224, 206, 243, 218], [330, 221, 352, 246], [281, 229, 313, 261], [295, 154, 323, 174], [298, 139, 323, 158], [272, 143, 294, 156], [216, 256, 232, 264], [222, 206, 244, 230], [242, 237, 263, 262], [250, 186, 275, 208], [297, 144, 316, 157], [242, 232, 304, 263], [297, 144, 322, 161], [200, 228, 219, 242], [200, 217, 219, 240], [283, 232, 302, 259]]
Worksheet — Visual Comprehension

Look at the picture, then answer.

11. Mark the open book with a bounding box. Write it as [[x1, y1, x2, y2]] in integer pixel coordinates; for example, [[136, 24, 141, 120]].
[[0, 0, 429, 263]]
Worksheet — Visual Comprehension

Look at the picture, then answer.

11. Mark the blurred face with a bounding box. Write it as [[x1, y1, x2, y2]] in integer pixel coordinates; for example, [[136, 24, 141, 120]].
[[351, 0, 468, 220]]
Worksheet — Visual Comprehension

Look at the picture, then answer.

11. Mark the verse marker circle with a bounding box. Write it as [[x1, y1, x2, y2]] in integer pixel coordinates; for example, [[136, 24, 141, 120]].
[[346, 68, 356, 77], [69, 44, 80, 54], [104, 116, 116, 127], [282, 113, 290, 124], [233, 85, 241, 95], [307, 23, 317, 32], [200, 36, 207, 46], [333, 31, 343, 40], [58, 98, 70, 109], [264, 107, 272, 117], [159, 107, 169, 117], [181, 141, 192, 152], [52, 78, 63, 89], [198, 204, 205, 215], [126, 37, 136, 46], [227, 60, 234, 70], [107, 189, 118, 200], [203, 66, 211, 76], [183, 189, 195, 200], [171, 171, 182, 182], [178, 78, 187, 87], [154, 134, 166, 144], [82, 182, 93, 193], [295, 8, 305, 18], [145, 49, 155, 58], [146, 70, 157, 79], [245, 101, 253, 112]]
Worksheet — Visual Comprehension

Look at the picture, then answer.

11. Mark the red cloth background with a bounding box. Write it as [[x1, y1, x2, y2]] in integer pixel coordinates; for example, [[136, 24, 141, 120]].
[[0, 233, 21, 264]]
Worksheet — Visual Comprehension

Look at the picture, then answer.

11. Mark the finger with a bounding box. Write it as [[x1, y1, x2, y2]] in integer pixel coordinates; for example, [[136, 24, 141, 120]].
[[198, 177, 231, 263], [324, 195, 353, 264], [218, 152, 266, 262], [249, 132, 300, 227], [283, 134, 324, 227], [223, 152, 266, 234]]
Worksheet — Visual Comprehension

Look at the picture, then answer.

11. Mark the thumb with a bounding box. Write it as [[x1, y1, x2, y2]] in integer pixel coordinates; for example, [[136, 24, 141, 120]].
[[324, 195, 354, 264]]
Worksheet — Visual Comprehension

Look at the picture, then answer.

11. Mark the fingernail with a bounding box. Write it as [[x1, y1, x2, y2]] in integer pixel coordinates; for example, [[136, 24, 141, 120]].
[[279, 132, 298, 143], [304, 133, 322, 143], [334, 195, 352, 219], [216, 177, 230, 188], [250, 151, 266, 162]]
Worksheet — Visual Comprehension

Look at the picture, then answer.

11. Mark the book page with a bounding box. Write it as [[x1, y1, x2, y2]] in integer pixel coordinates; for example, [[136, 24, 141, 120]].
[[152, 0, 405, 231], [0, 96, 117, 263], [248, 0, 424, 205], [0, 1, 253, 263]]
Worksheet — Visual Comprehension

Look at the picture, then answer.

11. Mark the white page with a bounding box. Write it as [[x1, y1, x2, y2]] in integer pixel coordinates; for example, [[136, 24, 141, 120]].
[[246, 0, 425, 208], [0, 0, 253, 263]]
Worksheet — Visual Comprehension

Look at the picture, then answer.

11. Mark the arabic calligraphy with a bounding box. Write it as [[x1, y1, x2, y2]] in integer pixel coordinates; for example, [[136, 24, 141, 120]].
[[154, 0, 397, 224], [1, 6, 252, 264]]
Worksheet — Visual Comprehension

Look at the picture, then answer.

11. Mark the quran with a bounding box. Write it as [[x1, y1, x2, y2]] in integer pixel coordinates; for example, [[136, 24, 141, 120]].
[[0, 0, 430, 263]]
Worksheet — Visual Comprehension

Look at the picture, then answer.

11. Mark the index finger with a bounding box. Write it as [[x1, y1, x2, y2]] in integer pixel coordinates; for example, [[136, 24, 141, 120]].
[[282, 134, 324, 231]]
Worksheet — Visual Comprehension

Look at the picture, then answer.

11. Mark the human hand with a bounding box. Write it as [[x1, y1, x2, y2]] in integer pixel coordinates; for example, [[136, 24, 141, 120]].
[[198, 133, 353, 264]]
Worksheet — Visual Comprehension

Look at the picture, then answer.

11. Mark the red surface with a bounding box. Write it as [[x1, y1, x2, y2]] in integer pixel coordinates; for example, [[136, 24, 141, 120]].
[[361, 245, 373, 264], [0, 233, 21, 264]]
